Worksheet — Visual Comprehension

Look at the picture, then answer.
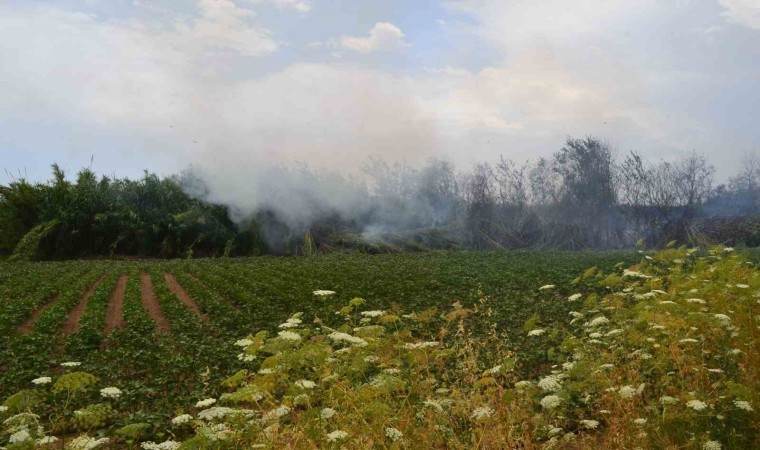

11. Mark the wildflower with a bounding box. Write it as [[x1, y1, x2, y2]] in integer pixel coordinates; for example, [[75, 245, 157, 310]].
[[540, 395, 562, 409], [385, 427, 403, 442], [634, 418, 647, 425], [703, 441, 722, 450], [171, 414, 193, 426], [320, 407, 336, 419], [515, 380, 533, 390], [237, 353, 255, 362], [713, 314, 731, 323], [589, 332, 603, 338], [487, 365, 502, 374], [141, 441, 181, 450], [568, 293, 582, 301], [9, 429, 32, 443], [470, 406, 495, 420], [361, 310, 385, 317], [278, 322, 299, 328], [736, 284, 749, 289], [605, 329, 624, 337], [403, 341, 439, 349], [61, 361, 81, 367], [31, 376, 51, 385], [328, 332, 368, 347], [278, 330, 302, 342], [599, 363, 614, 370], [687, 298, 706, 304], [734, 400, 753, 411], [326, 430, 349, 442], [295, 379, 316, 389], [579, 419, 599, 429], [618, 386, 638, 399], [313, 290, 336, 296], [686, 400, 708, 411], [263, 405, 291, 421], [258, 368, 276, 374], [679, 338, 699, 344], [527, 329, 545, 337], [423, 400, 444, 412], [0, 406, 8, 412], [586, 316, 609, 327], [234, 338, 253, 347], [195, 398, 217, 408], [383, 368, 401, 375], [37, 436, 59, 445], [569, 311, 584, 318], [68, 436, 109, 449], [539, 284, 555, 291], [538, 374, 564, 392], [623, 270, 652, 279], [100, 387, 122, 399]]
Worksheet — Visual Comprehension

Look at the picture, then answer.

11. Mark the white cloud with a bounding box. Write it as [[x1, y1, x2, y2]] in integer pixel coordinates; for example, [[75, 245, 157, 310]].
[[268, 0, 311, 12], [339, 22, 408, 53], [719, 0, 760, 30]]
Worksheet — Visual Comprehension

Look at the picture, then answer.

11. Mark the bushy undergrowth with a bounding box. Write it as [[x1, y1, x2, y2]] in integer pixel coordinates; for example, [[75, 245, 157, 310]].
[[1, 247, 758, 449]]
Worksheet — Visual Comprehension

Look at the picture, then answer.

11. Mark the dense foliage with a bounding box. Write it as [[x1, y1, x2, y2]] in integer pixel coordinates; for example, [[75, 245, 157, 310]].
[[3, 138, 760, 260]]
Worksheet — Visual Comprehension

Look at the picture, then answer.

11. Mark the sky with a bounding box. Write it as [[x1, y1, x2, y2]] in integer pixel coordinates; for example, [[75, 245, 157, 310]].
[[1, 0, 759, 184]]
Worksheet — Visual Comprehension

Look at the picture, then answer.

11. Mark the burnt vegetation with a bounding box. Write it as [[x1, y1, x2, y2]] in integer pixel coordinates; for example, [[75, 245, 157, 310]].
[[1, 136, 759, 260]]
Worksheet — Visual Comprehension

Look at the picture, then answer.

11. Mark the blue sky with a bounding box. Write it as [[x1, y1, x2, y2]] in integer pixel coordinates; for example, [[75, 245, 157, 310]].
[[1, 0, 758, 184]]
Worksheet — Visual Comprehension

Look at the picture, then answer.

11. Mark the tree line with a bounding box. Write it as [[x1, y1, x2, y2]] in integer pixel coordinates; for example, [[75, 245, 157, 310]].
[[2, 137, 759, 259]]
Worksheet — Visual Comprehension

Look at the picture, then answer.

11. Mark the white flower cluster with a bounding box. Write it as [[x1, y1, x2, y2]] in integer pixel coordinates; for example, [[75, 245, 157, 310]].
[[234, 338, 253, 347], [278, 330, 302, 342], [403, 341, 439, 349], [470, 406, 495, 420], [385, 427, 403, 442], [171, 414, 193, 426], [568, 293, 582, 301], [61, 361, 81, 367], [328, 332, 368, 347], [100, 387, 122, 399], [320, 407, 336, 419], [326, 430, 349, 442], [195, 398, 217, 408], [527, 329, 545, 337], [141, 441, 181, 450], [313, 290, 336, 296], [686, 399, 708, 411], [539, 284, 555, 291], [68, 436, 109, 450], [361, 310, 385, 317], [579, 419, 599, 430], [31, 377, 51, 385], [540, 395, 562, 409], [703, 440, 722, 450], [538, 374, 565, 392], [295, 379, 316, 389], [734, 400, 753, 411]]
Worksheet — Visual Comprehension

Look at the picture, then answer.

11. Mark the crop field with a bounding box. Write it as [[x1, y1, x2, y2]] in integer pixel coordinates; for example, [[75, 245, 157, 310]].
[[1, 249, 758, 449]]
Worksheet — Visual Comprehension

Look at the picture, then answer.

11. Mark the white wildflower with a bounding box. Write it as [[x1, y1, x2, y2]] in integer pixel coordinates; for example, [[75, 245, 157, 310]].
[[470, 406, 495, 420], [68, 436, 109, 449], [687, 298, 706, 304], [539, 284, 555, 291], [234, 339, 253, 347], [141, 441, 181, 450], [527, 329, 545, 337], [385, 427, 403, 442], [568, 293, 582, 301], [9, 429, 32, 443], [703, 440, 722, 450], [61, 361, 81, 367], [31, 376, 51, 385], [328, 332, 368, 347], [278, 330, 302, 342], [313, 290, 336, 296], [263, 405, 291, 421], [36, 436, 59, 445], [237, 353, 255, 362], [679, 338, 699, 344], [171, 414, 193, 426], [320, 408, 336, 419], [623, 270, 652, 279], [361, 310, 385, 317], [686, 399, 708, 411], [423, 400, 444, 412], [605, 329, 624, 337], [100, 387, 122, 399], [736, 284, 749, 289], [586, 316, 609, 327], [198, 407, 236, 421], [734, 400, 753, 411], [538, 374, 565, 392], [326, 430, 349, 442], [618, 386, 638, 399], [487, 365, 502, 374], [403, 341, 439, 349], [295, 379, 316, 389], [195, 398, 217, 408], [579, 419, 599, 430], [540, 395, 562, 409], [633, 418, 647, 425]]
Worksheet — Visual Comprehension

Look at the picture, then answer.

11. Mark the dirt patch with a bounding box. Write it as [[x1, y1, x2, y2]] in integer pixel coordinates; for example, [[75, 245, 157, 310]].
[[140, 273, 170, 334], [164, 273, 207, 320], [61, 276, 106, 335], [104, 275, 127, 334], [18, 295, 60, 335]]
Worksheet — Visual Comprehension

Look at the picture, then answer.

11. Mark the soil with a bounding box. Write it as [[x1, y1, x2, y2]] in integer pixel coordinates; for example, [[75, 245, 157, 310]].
[[61, 276, 105, 335], [104, 275, 127, 334], [163, 273, 206, 320], [140, 272, 170, 334], [17, 294, 60, 334]]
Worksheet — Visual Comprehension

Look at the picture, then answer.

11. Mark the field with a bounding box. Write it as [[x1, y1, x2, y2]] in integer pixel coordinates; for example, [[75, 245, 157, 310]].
[[1, 249, 758, 449]]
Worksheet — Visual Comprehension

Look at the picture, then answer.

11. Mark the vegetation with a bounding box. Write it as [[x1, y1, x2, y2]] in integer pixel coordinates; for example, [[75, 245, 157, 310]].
[[1, 247, 758, 448], [3, 140, 760, 260]]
